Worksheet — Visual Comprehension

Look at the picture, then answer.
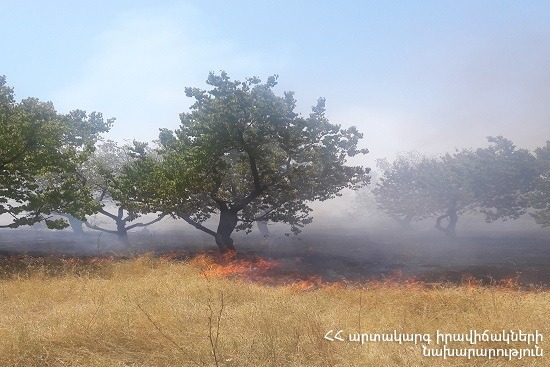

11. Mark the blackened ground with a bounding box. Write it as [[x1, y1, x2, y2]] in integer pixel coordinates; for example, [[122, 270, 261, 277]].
[[0, 227, 548, 287]]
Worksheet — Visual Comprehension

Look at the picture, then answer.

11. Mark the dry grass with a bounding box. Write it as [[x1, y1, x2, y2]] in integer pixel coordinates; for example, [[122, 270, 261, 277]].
[[0, 254, 547, 366]]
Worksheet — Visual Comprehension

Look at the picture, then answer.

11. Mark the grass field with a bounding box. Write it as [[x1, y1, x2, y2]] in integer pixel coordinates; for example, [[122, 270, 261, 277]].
[[0, 253, 548, 366]]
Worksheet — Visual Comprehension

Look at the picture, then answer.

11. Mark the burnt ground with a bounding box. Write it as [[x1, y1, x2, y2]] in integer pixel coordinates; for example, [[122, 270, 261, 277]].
[[0, 227, 549, 288]]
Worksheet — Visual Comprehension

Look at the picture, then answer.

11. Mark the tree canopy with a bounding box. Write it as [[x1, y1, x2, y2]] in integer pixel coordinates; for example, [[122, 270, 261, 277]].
[[0, 76, 112, 229], [126, 72, 370, 252], [463, 136, 538, 223], [372, 137, 544, 236], [373, 152, 472, 236], [82, 140, 166, 244], [530, 141, 550, 227]]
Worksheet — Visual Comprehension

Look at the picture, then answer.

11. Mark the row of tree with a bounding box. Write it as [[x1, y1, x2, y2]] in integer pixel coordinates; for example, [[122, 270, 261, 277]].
[[362, 137, 549, 236], [2, 73, 548, 251], [1, 73, 369, 252]]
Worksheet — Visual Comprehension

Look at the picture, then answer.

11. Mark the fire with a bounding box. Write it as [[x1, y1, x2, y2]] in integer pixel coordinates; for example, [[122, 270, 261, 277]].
[[185, 251, 331, 290], [461, 274, 484, 292], [86, 255, 116, 264], [287, 275, 325, 291], [0, 251, 530, 293], [179, 251, 530, 293], [189, 252, 278, 278], [184, 252, 433, 291]]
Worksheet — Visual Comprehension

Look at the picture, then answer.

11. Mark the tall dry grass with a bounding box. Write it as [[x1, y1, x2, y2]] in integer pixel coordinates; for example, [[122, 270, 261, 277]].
[[0, 254, 547, 366]]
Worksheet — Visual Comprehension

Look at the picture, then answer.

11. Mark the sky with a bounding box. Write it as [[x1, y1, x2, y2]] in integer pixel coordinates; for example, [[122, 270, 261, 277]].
[[2, 0, 550, 168]]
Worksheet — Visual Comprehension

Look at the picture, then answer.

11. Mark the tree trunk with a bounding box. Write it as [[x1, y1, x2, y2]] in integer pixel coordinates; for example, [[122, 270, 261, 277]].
[[391, 215, 412, 230], [435, 207, 458, 237], [447, 208, 458, 237], [257, 220, 270, 238], [215, 209, 238, 253], [116, 221, 130, 245], [67, 215, 85, 235]]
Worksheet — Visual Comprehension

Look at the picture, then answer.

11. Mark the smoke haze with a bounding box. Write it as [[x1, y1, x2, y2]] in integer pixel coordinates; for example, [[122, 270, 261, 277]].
[[0, 2, 548, 287]]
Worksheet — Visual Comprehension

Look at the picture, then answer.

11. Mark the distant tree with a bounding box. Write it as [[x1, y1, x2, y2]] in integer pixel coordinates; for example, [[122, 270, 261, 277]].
[[372, 153, 436, 229], [0, 76, 112, 229], [372, 137, 539, 237], [373, 152, 474, 236], [462, 136, 538, 223], [530, 141, 550, 227], [126, 72, 370, 253], [81, 141, 166, 244], [345, 169, 411, 229]]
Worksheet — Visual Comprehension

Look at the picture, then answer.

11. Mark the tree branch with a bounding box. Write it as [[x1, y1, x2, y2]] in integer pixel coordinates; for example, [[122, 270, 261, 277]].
[[84, 221, 119, 235], [97, 185, 109, 202], [179, 214, 216, 237], [97, 208, 119, 221], [126, 213, 167, 230], [434, 213, 449, 233], [248, 154, 262, 192], [238, 129, 262, 192], [234, 190, 262, 211], [211, 198, 228, 211], [0, 140, 31, 167]]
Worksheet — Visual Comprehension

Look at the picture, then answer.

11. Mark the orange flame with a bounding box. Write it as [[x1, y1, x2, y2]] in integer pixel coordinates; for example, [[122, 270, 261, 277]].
[[0, 251, 533, 293], [182, 251, 532, 293]]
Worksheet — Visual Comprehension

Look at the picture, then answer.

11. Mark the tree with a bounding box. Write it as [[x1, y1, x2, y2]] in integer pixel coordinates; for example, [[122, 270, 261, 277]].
[[372, 153, 436, 229], [463, 136, 538, 223], [0, 76, 112, 229], [530, 141, 550, 227], [372, 137, 539, 237], [373, 152, 473, 236], [78, 141, 166, 244], [127, 72, 369, 252]]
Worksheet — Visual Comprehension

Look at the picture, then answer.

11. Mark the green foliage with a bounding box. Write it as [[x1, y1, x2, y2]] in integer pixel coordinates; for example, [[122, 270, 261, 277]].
[[131, 72, 369, 245], [374, 152, 476, 236], [463, 136, 538, 222], [114, 141, 167, 214], [81, 140, 133, 202], [372, 136, 545, 233], [0, 76, 113, 229], [71, 140, 166, 242], [530, 141, 550, 227]]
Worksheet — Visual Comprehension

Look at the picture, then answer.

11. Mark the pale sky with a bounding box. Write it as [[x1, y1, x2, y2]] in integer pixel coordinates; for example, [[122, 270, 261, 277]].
[[2, 1, 549, 167]]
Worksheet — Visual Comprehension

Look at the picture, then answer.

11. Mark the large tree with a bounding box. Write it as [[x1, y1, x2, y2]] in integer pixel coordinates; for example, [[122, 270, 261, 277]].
[[126, 72, 369, 252], [0, 76, 112, 229]]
